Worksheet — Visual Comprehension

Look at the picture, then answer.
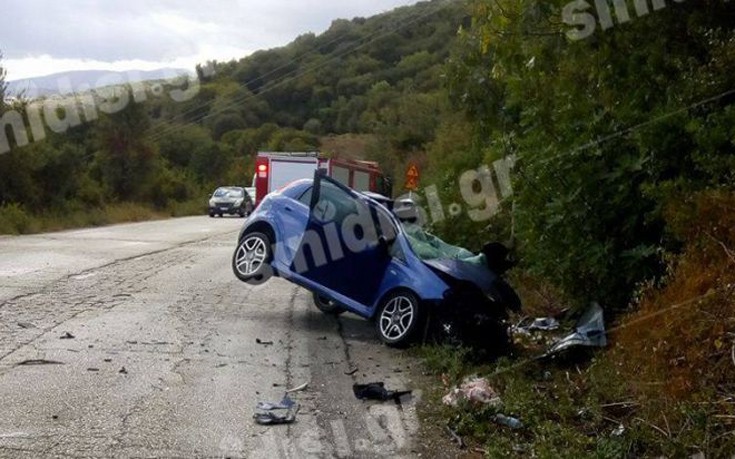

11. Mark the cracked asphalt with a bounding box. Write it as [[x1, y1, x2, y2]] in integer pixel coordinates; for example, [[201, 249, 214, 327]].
[[0, 216, 436, 458]]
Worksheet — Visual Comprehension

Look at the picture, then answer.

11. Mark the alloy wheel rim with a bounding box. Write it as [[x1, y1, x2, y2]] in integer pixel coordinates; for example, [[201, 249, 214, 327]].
[[379, 295, 415, 340], [235, 236, 267, 276]]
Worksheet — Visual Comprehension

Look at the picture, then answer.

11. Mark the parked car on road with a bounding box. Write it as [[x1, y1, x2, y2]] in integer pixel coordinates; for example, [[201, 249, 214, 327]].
[[208, 187, 253, 218], [231, 171, 520, 347]]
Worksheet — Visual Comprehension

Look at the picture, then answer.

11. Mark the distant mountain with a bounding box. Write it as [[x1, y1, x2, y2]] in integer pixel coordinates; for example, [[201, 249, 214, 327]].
[[7, 68, 191, 98]]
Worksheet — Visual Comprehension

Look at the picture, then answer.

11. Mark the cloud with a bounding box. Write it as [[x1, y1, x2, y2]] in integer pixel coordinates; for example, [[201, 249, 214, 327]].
[[1, 0, 419, 79]]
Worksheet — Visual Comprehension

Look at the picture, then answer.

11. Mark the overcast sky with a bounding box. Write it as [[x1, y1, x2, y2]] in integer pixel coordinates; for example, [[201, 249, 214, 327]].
[[1, 0, 419, 81]]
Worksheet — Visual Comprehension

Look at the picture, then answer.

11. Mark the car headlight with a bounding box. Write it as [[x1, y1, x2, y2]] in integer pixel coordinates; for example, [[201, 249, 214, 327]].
[[234, 199, 244, 207], [209, 199, 216, 207]]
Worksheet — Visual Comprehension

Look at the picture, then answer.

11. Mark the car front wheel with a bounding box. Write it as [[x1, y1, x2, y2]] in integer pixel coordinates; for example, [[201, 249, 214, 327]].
[[375, 290, 422, 347], [232, 232, 273, 285]]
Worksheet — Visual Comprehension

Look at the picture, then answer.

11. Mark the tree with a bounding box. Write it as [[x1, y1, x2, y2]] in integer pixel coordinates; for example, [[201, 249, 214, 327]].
[[439, 0, 735, 309], [93, 89, 160, 201]]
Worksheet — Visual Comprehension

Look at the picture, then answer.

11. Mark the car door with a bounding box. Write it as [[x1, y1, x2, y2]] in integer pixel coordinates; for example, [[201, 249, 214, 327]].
[[290, 172, 393, 312]]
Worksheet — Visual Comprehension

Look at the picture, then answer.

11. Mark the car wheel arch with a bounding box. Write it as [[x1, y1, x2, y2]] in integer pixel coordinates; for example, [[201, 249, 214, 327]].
[[242, 221, 276, 245], [371, 287, 423, 320]]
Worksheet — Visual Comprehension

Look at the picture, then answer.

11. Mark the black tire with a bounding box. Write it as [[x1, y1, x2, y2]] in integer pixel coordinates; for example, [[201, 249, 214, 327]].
[[232, 232, 273, 285], [209, 213, 214, 218], [218, 213, 223, 218], [374, 290, 423, 347], [312, 292, 345, 315]]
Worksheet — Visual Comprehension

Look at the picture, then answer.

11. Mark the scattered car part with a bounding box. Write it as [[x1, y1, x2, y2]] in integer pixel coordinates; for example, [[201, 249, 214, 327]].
[[254, 394, 300, 425], [253, 408, 299, 425], [256, 394, 296, 411], [16, 359, 64, 366], [513, 317, 560, 334], [286, 382, 309, 393], [352, 382, 411, 401], [543, 303, 607, 357]]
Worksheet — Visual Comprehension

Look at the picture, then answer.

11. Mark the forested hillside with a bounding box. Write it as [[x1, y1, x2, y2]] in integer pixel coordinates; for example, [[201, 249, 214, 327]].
[[0, 0, 467, 233]]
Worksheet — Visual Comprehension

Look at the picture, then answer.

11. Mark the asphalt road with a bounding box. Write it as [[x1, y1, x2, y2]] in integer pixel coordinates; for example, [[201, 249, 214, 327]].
[[0, 217, 434, 458]]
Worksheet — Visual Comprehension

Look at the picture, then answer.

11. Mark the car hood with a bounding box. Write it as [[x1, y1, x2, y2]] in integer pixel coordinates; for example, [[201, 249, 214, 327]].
[[422, 258, 497, 294]]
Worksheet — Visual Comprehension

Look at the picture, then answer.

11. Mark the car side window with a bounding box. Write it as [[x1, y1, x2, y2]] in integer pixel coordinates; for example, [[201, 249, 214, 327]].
[[298, 187, 312, 206], [313, 180, 359, 225]]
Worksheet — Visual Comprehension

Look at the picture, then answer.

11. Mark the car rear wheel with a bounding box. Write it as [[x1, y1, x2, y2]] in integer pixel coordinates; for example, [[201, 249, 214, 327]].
[[232, 232, 273, 285], [375, 290, 422, 347], [312, 292, 345, 315]]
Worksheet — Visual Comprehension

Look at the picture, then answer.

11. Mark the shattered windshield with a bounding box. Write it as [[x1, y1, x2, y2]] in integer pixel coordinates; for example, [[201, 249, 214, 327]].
[[401, 222, 486, 267]]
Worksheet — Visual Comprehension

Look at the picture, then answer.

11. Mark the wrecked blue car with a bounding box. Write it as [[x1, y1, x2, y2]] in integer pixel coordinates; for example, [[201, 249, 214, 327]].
[[232, 171, 520, 347]]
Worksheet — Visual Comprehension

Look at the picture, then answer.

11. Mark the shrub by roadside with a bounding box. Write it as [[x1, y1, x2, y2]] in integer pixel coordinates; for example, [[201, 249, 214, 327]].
[[0, 202, 32, 235], [0, 198, 206, 235], [417, 191, 735, 457]]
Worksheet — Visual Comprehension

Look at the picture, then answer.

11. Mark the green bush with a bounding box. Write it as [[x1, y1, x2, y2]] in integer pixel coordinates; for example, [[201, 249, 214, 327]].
[[0, 202, 32, 234]]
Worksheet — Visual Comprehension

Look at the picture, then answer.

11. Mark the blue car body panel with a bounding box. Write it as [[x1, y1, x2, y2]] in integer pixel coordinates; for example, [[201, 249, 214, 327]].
[[237, 177, 451, 319]]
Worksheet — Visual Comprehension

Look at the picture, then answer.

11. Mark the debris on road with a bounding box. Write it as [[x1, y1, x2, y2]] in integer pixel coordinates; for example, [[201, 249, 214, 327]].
[[543, 303, 607, 358], [17, 322, 37, 329], [253, 409, 299, 425], [255, 338, 274, 346], [353, 382, 412, 401], [286, 382, 309, 393], [254, 394, 300, 425], [442, 377, 501, 407], [87, 367, 100, 372], [119, 367, 128, 374], [60, 332, 76, 339], [256, 394, 296, 411], [344, 367, 359, 376], [16, 359, 64, 366], [494, 414, 523, 429]]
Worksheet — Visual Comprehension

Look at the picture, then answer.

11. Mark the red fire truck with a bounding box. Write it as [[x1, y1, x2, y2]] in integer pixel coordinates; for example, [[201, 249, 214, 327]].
[[252, 152, 389, 207]]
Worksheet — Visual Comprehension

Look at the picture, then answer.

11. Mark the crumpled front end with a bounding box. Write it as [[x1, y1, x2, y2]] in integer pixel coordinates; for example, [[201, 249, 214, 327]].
[[423, 261, 520, 354]]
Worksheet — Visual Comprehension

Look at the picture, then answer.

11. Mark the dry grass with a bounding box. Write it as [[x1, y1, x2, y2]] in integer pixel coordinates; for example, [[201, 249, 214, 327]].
[[611, 189, 735, 443]]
